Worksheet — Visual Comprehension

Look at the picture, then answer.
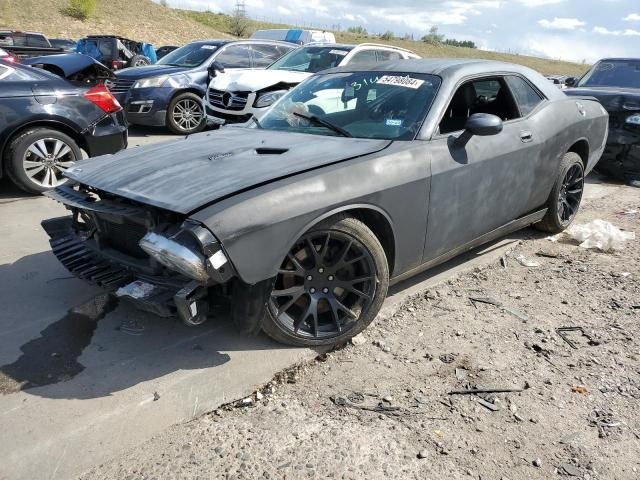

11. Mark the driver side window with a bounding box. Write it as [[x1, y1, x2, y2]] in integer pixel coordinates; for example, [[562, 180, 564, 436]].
[[439, 77, 520, 134]]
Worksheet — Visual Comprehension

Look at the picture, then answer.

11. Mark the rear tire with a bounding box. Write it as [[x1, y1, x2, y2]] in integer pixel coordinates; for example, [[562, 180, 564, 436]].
[[5, 128, 81, 194], [129, 55, 151, 67], [166, 92, 206, 135], [535, 152, 584, 233], [262, 215, 389, 347]]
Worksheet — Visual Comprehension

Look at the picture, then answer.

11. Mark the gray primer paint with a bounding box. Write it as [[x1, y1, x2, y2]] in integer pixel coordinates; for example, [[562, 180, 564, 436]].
[[62, 59, 609, 285]]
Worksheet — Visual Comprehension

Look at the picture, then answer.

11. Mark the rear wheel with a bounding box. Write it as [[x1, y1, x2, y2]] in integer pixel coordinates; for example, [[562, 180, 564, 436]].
[[129, 55, 151, 67], [535, 152, 584, 233], [5, 128, 81, 194], [262, 216, 389, 347], [167, 92, 206, 135]]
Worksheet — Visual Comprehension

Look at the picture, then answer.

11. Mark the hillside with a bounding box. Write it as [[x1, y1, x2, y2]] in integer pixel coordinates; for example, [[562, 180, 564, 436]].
[[0, 0, 231, 45], [0, 0, 587, 76], [183, 10, 588, 76]]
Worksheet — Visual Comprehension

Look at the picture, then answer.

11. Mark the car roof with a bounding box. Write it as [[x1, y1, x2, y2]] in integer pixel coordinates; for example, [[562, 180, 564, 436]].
[[0, 30, 44, 35], [323, 58, 565, 100], [596, 57, 640, 62], [186, 39, 296, 47]]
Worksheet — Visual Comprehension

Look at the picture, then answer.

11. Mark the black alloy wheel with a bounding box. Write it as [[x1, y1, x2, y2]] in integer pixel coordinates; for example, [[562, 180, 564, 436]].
[[536, 151, 585, 233], [270, 230, 377, 339], [557, 163, 584, 225]]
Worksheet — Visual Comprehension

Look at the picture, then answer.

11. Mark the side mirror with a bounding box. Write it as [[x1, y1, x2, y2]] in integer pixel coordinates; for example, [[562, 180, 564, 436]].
[[207, 61, 225, 80], [465, 113, 503, 136], [565, 77, 577, 88]]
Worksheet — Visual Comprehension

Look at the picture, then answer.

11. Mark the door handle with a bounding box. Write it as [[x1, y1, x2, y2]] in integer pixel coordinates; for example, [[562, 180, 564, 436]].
[[520, 131, 533, 143]]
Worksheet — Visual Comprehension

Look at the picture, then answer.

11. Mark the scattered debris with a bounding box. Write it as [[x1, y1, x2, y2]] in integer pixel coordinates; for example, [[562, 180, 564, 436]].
[[153, 391, 160, 401], [417, 450, 428, 459], [515, 255, 541, 267], [566, 219, 635, 251], [350, 333, 367, 346], [455, 368, 468, 381], [503, 305, 529, 322], [439, 353, 457, 364], [557, 327, 600, 349], [589, 408, 623, 438], [559, 463, 582, 477], [449, 387, 524, 395], [477, 398, 499, 411], [536, 248, 559, 258], [469, 296, 502, 306], [571, 385, 588, 394], [532, 458, 542, 467]]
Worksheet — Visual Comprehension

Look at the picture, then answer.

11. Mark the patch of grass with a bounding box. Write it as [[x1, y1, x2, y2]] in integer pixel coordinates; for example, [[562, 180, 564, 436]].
[[62, 0, 95, 20]]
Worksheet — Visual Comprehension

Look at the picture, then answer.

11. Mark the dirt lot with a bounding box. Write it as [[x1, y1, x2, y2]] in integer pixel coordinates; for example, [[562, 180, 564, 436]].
[[81, 183, 639, 480]]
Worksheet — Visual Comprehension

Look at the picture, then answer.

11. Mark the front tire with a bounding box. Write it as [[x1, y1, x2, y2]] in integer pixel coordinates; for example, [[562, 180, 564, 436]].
[[535, 152, 585, 233], [5, 128, 81, 194], [166, 92, 206, 135], [262, 216, 389, 347]]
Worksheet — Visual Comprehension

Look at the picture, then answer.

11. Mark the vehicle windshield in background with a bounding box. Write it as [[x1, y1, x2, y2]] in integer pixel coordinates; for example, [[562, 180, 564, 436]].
[[157, 43, 218, 68], [269, 46, 352, 73], [578, 59, 640, 89], [259, 71, 441, 140]]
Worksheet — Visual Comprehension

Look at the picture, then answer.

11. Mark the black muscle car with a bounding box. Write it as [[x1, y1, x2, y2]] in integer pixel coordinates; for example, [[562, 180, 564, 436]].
[[566, 58, 640, 186], [42, 59, 609, 346]]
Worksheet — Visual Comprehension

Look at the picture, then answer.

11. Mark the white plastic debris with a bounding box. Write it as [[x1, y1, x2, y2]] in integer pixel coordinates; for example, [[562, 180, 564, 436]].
[[515, 255, 540, 267], [116, 280, 155, 299], [566, 220, 635, 252]]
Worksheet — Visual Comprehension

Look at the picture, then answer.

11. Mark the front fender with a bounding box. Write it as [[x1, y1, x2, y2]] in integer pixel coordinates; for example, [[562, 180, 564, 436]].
[[190, 142, 431, 285]]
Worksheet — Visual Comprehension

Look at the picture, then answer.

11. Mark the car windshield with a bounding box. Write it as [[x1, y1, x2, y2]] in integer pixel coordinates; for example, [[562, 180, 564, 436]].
[[268, 46, 352, 73], [157, 43, 218, 67], [258, 71, 441, 140], [578, 59, 640, 89]]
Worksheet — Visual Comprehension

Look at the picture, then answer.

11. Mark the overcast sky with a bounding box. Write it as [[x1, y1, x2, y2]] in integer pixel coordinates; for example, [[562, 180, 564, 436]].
[[166, 0, 640, 62]]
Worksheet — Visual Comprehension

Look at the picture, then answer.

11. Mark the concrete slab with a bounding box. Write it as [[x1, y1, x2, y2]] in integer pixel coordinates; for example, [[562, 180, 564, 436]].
[[0, 143, 625, 480]]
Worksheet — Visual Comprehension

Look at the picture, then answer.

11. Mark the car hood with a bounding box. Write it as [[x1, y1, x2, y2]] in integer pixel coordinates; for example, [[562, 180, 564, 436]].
[[64, 128, 391, 214], [116, 64, 190, 80], [210, 69, 312, 92], [22, 54, 111, 78], [565, 86, 640, 112]]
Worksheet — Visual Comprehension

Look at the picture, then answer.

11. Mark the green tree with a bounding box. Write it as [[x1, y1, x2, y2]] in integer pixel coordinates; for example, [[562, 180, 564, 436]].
[[347, 25, 367, 35], [421, 26, 444, 45], [379, 30, 394, 40]]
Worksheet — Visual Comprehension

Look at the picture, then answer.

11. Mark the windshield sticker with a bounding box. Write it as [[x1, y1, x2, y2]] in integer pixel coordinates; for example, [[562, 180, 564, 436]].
[[344, 85, 355, 97], [386, 119, 403, 127], [377, 75, 425, 89], [350, 76, 380, 91], [329, 49, 348, 56], [201, 45, 218, 50]]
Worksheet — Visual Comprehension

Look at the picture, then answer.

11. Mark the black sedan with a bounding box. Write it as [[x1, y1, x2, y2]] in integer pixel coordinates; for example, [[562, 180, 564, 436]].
[[42, 59, 608, 346], [0, 60, 127, 193]]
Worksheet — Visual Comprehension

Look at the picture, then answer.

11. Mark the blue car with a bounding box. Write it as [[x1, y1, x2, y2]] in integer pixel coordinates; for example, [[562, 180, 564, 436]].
[[107, 39, 296, 134]]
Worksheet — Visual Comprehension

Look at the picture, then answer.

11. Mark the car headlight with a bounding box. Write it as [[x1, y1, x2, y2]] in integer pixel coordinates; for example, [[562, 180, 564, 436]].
[[254, 90, 288, 108], [626, 113, 640, 126], [133, 75, 169, 89], [139, 231, 209, 282]]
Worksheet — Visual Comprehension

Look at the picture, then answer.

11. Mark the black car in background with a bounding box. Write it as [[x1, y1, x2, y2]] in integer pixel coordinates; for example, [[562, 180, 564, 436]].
[[49, 38, 77, 53], [566, 58, 640, 186], [0, 60, 128, 193]]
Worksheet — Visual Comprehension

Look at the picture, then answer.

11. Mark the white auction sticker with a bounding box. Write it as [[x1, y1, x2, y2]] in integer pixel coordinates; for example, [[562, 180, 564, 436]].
[[377, 75, 425, 89], [201, 45, 218, 50], [329, 49, 348, 56], [209, 250, 228, 269]]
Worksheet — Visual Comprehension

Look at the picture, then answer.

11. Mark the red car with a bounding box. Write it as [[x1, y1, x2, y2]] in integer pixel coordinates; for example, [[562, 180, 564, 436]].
[[0, 47, 19, 63]]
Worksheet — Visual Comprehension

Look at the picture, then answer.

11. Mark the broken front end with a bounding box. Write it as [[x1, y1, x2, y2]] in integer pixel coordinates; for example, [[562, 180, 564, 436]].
[[597, 101, 640, 183], [42, 184, 235, 326]]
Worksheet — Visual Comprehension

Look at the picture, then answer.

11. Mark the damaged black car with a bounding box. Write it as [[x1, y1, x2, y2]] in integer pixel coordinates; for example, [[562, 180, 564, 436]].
[[566, 58, 640, 187], [42, 60, 608, 346]]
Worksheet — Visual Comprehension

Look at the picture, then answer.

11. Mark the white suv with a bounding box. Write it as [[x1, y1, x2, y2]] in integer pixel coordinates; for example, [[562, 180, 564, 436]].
[[204, 43, 420, 125]]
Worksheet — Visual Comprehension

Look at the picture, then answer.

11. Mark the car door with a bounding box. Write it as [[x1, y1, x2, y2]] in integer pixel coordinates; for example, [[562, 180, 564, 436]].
[[423, 75, 545, 262]]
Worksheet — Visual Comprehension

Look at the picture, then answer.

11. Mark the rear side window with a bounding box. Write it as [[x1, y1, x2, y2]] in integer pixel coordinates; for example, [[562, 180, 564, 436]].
[[506, 75, 544, 116], [215, 45, 252, 68], [0, 34, 14, 46], [251, 44, 292, 67], [376, 50, 402, 61], [348, 50, 377, 65], [26, 34, 49, 47]]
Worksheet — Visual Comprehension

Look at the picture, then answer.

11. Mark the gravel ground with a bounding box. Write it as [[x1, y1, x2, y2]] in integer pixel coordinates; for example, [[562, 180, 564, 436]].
[[81, 184, 640, 480]]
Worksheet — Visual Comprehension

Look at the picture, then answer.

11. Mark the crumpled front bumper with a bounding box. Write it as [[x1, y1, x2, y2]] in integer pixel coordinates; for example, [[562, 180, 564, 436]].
[[41, 185, 235, 324]]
